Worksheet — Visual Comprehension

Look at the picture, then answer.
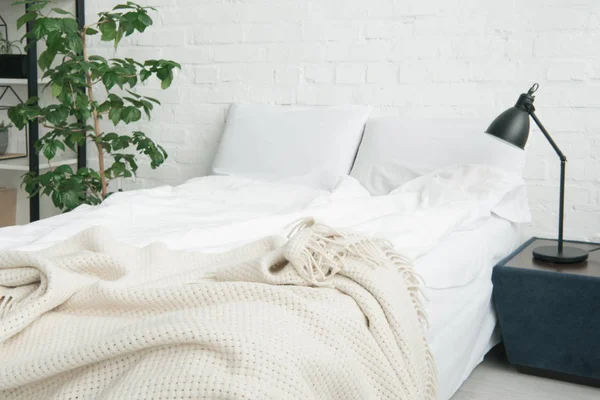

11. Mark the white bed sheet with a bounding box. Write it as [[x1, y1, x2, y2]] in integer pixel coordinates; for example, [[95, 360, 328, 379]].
[[419, 216, 519, 400], [415, 214, 520, 290]]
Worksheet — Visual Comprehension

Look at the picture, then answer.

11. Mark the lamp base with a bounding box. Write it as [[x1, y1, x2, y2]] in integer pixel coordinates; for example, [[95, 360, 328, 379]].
[[532, 245, 589, 264]]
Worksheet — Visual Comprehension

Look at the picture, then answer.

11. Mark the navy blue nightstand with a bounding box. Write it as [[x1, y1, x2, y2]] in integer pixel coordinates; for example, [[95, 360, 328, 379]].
[[492, 238, 600, 387]]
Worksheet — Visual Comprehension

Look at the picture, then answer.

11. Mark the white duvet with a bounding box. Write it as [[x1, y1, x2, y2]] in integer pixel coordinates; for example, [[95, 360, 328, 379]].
[[0, 164, 530, 400], [0, 164, 530, 290]]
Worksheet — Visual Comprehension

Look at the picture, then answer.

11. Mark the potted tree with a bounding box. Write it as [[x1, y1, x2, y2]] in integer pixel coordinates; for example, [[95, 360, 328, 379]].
[[0, 121, 11, 155], [0, 30, 26, 79], [9, 1, 180, 211]]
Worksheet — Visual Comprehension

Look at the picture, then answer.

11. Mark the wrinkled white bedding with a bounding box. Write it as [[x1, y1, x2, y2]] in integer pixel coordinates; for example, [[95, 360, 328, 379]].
[[0, 165, 529, 269], [0, 164, 530, 400]]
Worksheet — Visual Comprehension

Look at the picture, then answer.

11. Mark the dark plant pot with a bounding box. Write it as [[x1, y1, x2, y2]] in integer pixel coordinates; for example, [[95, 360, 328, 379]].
[[0, 55, 28, 79], [0, 128, 8, 156]]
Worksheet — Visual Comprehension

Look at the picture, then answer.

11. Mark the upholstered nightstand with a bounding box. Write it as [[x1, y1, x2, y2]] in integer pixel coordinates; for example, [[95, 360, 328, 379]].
[[492, 238, 600, 387]]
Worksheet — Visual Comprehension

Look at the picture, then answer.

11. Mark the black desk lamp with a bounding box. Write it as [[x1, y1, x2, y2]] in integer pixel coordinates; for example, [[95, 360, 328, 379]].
[[486, 83, 589, 264]]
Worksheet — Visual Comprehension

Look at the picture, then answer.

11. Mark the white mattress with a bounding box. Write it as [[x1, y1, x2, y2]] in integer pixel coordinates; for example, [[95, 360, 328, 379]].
[[417, 216, 520, 400]]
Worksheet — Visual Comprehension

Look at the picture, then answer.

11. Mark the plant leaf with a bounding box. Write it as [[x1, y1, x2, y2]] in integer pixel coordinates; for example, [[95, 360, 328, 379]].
[[160, 69, 173, 89], [42, 143, 57, 160], [52, 8, 72, 15], [51, 82, 63, 97], [17, 12, 37, 29], [121, 107, 141, 124], [109, 108, 122, 125], [99, 18, 117, 41], [61, 18, 79, 33]]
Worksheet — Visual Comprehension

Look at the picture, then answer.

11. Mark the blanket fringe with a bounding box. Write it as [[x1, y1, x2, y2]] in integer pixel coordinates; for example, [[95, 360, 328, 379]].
[[286, 218, 438, 400], [383, 246, 438, 400]]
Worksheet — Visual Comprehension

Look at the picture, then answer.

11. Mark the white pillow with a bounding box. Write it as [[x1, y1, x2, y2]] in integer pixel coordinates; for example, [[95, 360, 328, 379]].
[[350, 117, 527, 195], [211, 104, 370, 190]]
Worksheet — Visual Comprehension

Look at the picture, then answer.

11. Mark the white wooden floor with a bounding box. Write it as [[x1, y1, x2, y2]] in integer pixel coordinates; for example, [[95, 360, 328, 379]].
[[451, 348, 599, 400]]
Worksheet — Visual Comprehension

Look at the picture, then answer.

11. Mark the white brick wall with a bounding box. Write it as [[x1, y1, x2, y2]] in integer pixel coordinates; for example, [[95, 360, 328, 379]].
[[41, 0, 600, 240]]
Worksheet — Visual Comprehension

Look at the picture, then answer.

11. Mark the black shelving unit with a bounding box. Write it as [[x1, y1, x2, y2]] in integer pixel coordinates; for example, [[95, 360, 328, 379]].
[[25, 3, 40, 222], [0, 1, 86, 223], [75, 0, 86, 172]]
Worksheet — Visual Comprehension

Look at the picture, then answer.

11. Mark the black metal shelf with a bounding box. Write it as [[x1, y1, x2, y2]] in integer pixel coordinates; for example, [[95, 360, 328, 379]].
[[0, 13, 27, 79], [0, 1, 86, 223], [0, 55, 28, 79]]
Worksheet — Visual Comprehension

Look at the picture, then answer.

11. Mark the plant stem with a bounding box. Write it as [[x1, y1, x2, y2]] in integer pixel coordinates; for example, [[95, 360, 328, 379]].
[[42, 124, 85, 133], [84, 20, 110, 29], [81, 29, 108, 198]]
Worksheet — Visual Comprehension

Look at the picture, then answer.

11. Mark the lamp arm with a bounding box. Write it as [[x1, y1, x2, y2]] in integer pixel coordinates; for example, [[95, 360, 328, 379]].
[[528, 111, 567, 162], [529, 110, 566, 252]]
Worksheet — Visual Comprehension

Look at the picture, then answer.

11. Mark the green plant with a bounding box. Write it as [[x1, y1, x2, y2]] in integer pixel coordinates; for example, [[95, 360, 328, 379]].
[[8, 1, 180, 211], [0, 120, 13, 130], [0, 31, 22, 54]]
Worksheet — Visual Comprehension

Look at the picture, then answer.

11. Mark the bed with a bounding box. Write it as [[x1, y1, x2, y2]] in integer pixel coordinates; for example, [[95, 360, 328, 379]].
[[0, 105, 530, 400]]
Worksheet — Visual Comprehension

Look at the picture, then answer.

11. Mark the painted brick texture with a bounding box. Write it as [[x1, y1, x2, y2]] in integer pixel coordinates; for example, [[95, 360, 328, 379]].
[[79, 0, 600, 240]]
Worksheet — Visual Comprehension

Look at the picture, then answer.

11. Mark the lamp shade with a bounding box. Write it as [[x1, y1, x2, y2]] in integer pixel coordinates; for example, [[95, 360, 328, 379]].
[[485, 106, 530, 150]]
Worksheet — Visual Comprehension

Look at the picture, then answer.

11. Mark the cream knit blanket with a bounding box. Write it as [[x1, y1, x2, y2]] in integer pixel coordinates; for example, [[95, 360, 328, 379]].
[[0, 219, 436, 400]]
